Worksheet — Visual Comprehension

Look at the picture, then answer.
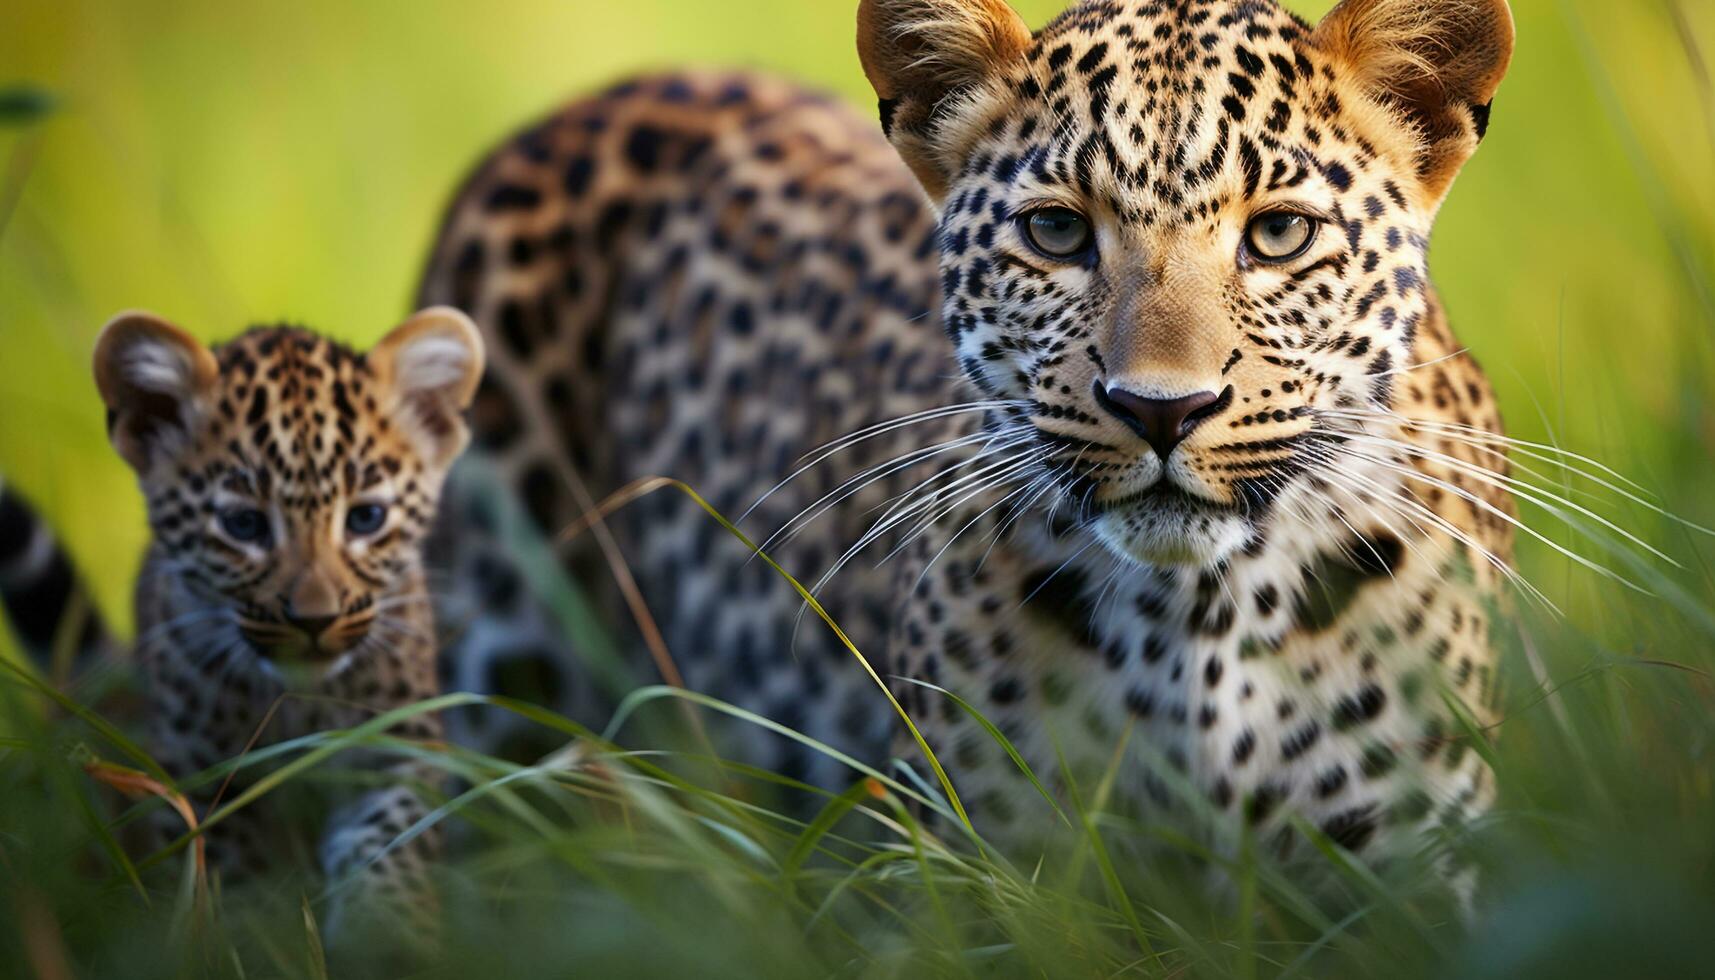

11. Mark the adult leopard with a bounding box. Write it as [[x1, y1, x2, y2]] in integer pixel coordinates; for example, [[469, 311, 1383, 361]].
[[418, 0, 1516, 869]]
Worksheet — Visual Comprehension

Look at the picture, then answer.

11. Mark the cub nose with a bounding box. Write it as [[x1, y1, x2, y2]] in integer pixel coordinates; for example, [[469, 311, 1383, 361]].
[[283, 612, 338, 641], [1094, 382, 1231, 459]]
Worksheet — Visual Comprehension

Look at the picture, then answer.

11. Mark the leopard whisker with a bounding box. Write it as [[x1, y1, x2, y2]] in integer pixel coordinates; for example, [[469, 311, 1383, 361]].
[[743, 399, 1027, 524], [1301, 443, 1528, 587], [365, 594, 437, 615], [785, 443, 1047, 650], [1319, 406, 1672, 505], [1365, 423, 1654, 519], [1334, 431, 1679, 568], [795, 399, 1028, 463], [886, 448, 1058, 570], [816, 446, 1042, 590], [1027, 441, 1099, 538], [760, 426, 1029, 555], [835, 430, 1037, 545], [1299, 443, 1557, 610], [1310, 417, 1655, 574], [979, 461, 1076, 572], [1365, 347, 1471, 378], [768, 422, 1029, 549], [866, 440, 1049, 549], [1330, 443, 1649, 595], [1298, 449, 1448, 568], [1088, 551, 1133, 624], [905, 477, 1044, 593], [814, 447, 1050, 594], [1313, 470, 1407, 585]]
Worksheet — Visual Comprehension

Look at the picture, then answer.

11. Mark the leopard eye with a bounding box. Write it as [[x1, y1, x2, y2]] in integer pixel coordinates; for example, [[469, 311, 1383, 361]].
[[1246, 211, 1316, 262], [345, 503, 388, 537], [218, 507, 270, 544], [1022, 207, 1094, 259]]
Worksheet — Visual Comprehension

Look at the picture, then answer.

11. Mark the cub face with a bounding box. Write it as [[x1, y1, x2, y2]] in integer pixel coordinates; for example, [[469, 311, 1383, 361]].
[[94, 308, 483, 676], [859, 0, 1513, 566]]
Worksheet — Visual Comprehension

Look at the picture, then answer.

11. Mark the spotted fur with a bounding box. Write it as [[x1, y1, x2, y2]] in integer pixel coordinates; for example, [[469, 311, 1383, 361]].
[[416, 0, 1518, 875], [85, 307, 485, 943]]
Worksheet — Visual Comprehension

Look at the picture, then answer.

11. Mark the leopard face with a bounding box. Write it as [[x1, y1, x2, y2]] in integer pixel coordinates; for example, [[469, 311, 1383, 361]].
[[860, 0, 1512, 566], [94, 308, 483, 680]]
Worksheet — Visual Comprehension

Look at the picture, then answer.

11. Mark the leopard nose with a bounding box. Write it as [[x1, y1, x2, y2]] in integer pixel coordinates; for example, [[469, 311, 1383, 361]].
[[1093, 382, 1232, 459], [283, 612, 338, 641]]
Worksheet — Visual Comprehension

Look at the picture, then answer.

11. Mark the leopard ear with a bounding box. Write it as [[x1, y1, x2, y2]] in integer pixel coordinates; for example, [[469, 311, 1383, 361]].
[[857, 0, 1034, 201], [1314, 0, 1514, 205], [93, 312, 219, 473], [369, 306, 485, 467]]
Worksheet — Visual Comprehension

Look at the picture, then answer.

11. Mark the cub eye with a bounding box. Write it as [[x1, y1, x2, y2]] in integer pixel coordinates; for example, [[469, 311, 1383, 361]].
[[218, 507, 270, 544], [345, 504, 388, 537], [1022, 207, 1094, 259], [1246, 212, 1317, 262]]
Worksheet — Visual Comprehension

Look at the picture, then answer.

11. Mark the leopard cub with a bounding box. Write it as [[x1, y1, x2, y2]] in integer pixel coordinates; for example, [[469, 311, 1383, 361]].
[[92, 306, 484, 941]]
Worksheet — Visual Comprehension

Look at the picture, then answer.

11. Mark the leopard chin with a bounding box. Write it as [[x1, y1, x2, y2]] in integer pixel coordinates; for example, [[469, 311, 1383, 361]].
[[1092, 489, 1253, 568]]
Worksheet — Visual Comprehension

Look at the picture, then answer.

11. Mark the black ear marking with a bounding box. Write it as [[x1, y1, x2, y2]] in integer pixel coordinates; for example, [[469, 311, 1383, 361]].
[[1470, 100, 1493, 141], [878, 97, 901, 138]]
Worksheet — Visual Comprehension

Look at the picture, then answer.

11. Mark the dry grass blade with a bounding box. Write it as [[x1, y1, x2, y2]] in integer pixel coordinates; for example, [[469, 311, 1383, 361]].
[[551, 455, 686, 695], [553, 470, 730, 782], [83, 758, 209, 910]]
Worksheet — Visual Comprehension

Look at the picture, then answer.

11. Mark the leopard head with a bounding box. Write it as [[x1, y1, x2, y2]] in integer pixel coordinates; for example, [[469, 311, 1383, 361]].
[[859, 0, 1512, 566], [94, 308, 483, 674]]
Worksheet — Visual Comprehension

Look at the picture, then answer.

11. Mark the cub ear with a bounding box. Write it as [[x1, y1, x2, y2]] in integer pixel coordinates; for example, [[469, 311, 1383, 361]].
[[857, 0, 1034, 201], [1314, 0, 1514, 205], [369, 306, 485, 467], [92, 312, 219, 472]]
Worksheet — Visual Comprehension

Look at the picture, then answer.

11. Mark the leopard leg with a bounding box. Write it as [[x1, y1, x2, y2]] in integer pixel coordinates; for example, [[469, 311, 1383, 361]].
[[317, 763, 445, 952]]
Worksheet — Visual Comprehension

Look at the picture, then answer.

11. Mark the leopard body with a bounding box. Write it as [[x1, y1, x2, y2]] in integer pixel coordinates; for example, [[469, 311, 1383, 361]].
[[419, 0, 1518, 863]]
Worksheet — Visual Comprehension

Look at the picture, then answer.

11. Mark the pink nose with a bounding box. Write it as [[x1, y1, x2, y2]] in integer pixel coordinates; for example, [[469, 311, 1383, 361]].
[[1093, 382, 1231, 459]]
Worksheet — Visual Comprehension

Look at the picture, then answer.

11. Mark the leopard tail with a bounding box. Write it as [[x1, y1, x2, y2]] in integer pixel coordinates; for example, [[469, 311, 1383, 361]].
[[0, 475, 112, 685]]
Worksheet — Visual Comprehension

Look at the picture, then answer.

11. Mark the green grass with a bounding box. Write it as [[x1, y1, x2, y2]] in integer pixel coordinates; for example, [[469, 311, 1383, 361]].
[[3, 0, 1715, 976], [5, 474, 1715, 978]]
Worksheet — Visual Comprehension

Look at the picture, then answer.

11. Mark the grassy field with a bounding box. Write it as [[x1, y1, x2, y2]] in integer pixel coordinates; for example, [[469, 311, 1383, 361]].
[[3, 0, 1715, 976]]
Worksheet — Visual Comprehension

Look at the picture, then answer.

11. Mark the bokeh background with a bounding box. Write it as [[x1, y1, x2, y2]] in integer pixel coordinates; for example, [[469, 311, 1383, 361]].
[[4, 1, 1715, 975]]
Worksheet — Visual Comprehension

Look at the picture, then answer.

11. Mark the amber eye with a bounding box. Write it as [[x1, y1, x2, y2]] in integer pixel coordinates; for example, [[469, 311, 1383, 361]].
[[218, 507, 270, 544], [1022, 207, 1094, 259], [345, 503, 388, 537], [1246, 212, 1317, 262]]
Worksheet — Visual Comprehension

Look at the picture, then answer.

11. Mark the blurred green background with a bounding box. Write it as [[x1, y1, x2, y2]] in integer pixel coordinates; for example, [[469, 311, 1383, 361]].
[[4, 2, 1715, 976]]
